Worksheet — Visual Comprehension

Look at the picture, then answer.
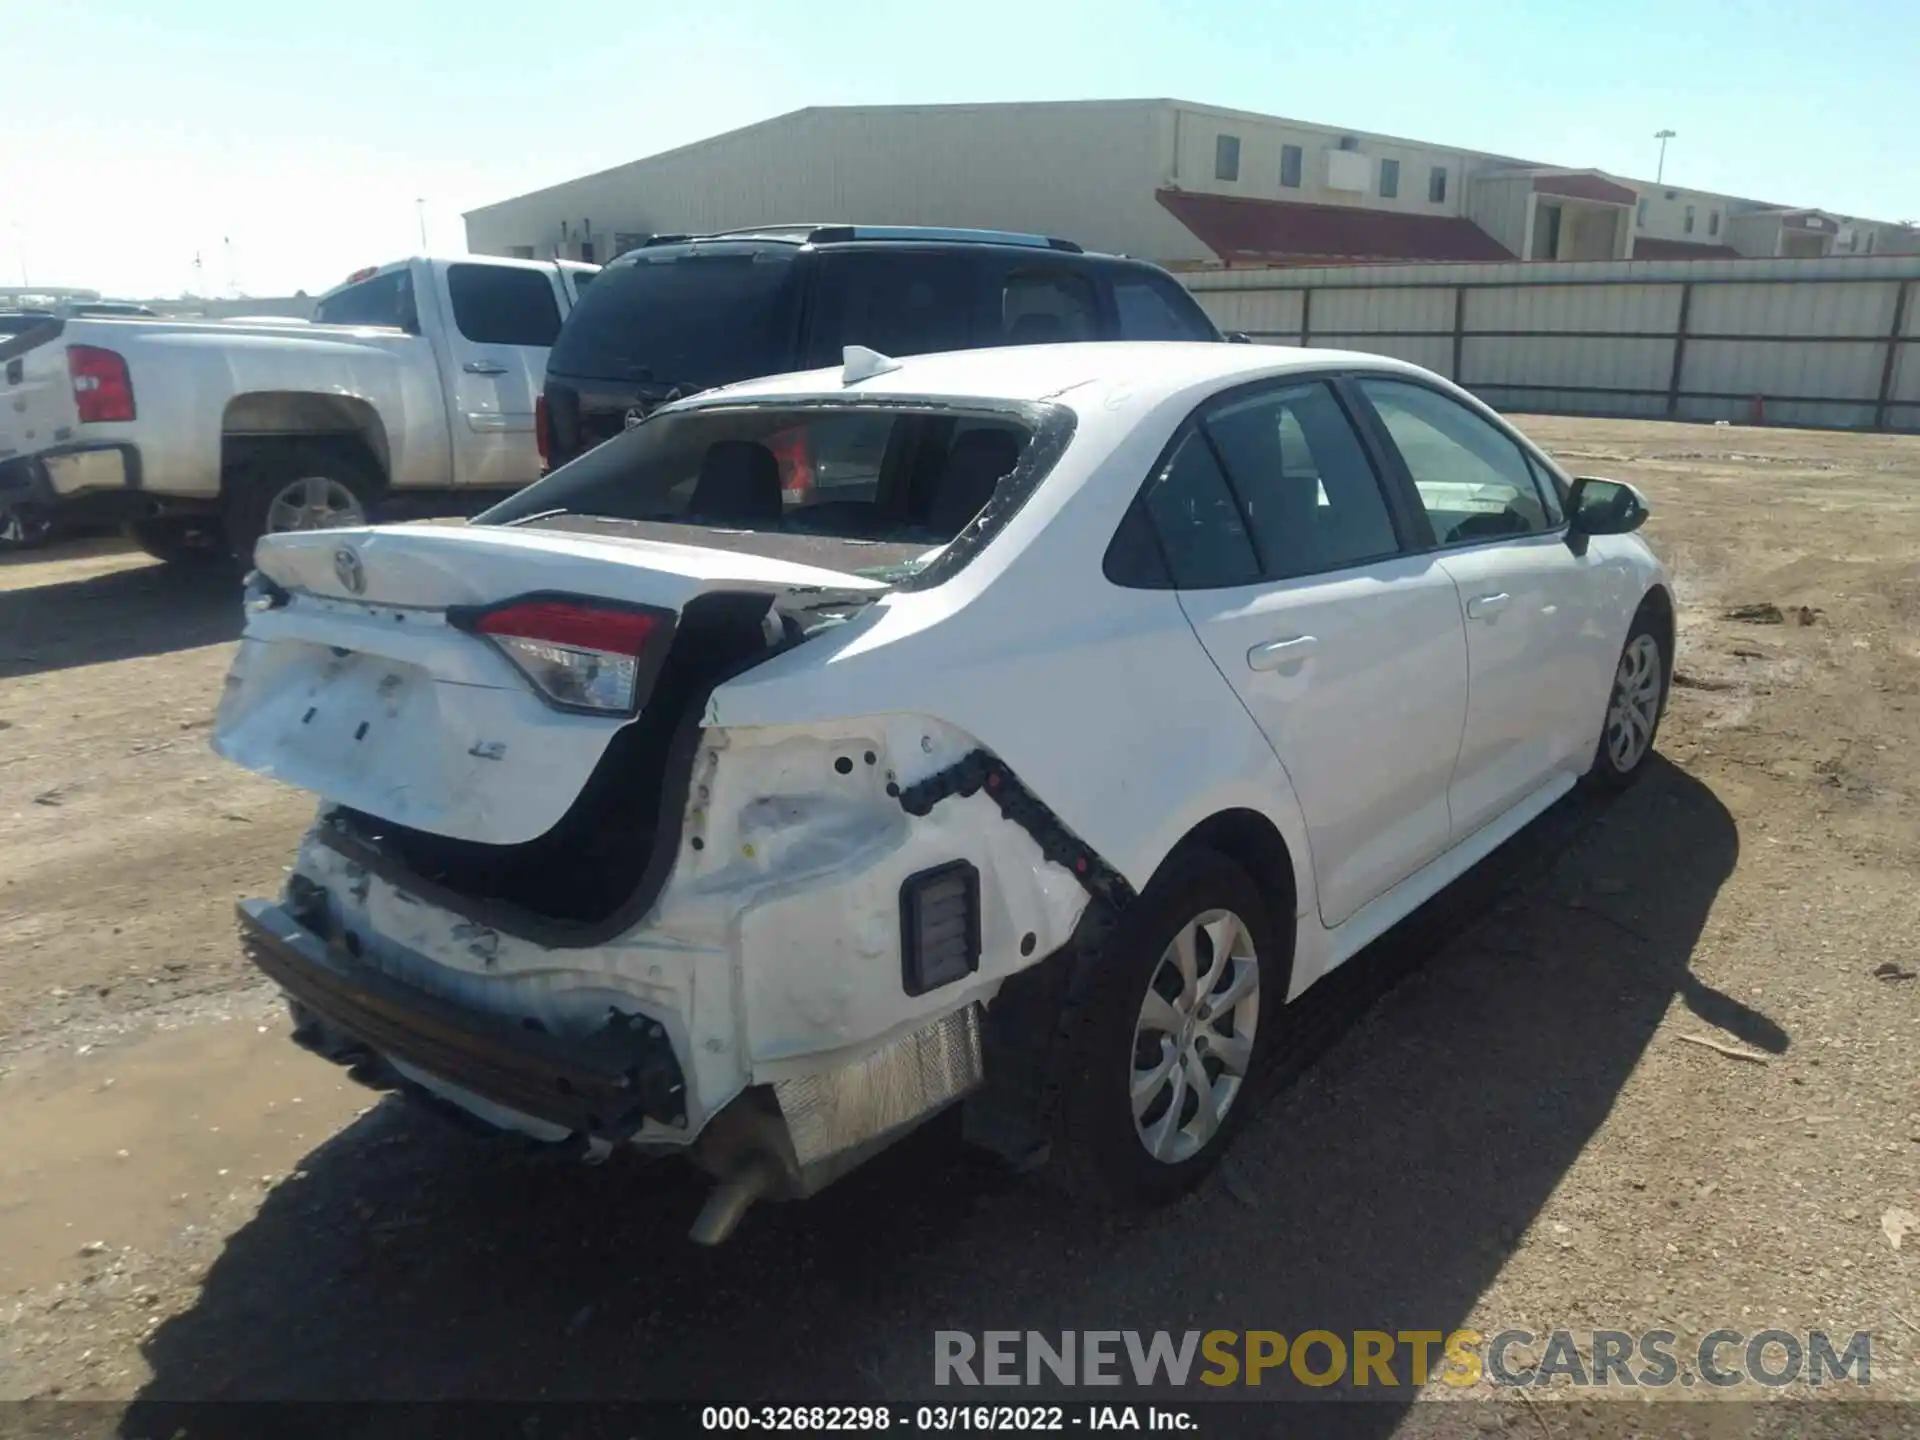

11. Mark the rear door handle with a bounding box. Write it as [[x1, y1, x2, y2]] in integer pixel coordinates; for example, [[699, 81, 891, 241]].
[[463, 359, 510, 376], [1466, 592, 1511, 621], [1247, 635, 1318, 672]]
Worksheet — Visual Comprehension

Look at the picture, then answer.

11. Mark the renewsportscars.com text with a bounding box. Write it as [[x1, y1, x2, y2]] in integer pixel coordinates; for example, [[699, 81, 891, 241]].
[[934, 1329, 1871, 1390]]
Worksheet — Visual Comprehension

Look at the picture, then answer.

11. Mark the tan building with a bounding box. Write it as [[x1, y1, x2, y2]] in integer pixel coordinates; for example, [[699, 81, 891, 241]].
[[465, 100, 1918, 270]]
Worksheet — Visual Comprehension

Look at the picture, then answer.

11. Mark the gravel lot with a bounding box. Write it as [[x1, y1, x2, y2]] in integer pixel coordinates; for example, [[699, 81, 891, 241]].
[[1, 416, 1916, 1434]]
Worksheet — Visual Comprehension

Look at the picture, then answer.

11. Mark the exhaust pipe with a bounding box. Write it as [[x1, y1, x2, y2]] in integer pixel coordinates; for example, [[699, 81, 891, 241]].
[[688, 1153, 782, 1246]]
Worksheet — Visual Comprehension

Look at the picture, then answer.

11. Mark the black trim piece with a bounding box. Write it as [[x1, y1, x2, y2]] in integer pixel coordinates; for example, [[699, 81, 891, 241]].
[[0, 317, 63, 366], [899, 860, 982, 996], [895, 749, 1136, 910], [238, 903, 687, 1141], [445, 589, 680, 718]]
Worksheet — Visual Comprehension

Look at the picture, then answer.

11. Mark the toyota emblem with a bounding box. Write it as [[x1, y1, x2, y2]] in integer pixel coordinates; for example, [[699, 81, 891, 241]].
[[333, 546, 366, 595], [623, 407, 646, 431]]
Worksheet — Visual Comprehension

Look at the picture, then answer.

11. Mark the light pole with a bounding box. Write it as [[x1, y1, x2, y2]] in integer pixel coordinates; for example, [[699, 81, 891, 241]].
[[1654, 129, 1677, 184], [416, 198, 428, 251]]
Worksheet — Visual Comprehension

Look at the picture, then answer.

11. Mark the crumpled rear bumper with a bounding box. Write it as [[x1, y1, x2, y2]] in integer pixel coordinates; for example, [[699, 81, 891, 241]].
[[236, 898, 689, 1144]]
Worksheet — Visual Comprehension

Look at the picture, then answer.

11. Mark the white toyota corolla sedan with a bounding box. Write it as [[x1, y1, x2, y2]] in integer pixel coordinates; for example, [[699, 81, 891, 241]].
[[214, 341, 1671, 1241]]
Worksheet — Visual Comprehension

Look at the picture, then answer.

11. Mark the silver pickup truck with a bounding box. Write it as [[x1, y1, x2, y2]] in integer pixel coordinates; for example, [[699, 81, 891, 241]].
[[0, 256, 597, 562]]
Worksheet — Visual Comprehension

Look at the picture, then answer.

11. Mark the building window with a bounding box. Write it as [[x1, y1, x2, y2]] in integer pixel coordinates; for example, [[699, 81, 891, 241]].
[[1215, 134, 1241, 182], [1684, 205, 1696, 234], [1379, 158, 1400, 198], [1708, 210, 1720, 237], [1338, 135, 1359, 151], [1428, 166, 1447, 203], [1280, 144, 1303, 188], [1866, 232, 1876, 254], [1636, 199, 1648, 229]]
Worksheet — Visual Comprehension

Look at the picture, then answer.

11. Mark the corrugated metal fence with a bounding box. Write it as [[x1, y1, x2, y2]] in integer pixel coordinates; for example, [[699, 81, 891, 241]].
[[1183, 255, 1920, 432]]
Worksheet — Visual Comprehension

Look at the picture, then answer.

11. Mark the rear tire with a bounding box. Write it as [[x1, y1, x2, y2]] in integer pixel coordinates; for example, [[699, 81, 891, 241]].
[[1048, 849, 1281, 1207], [126, 516, 227, 565], [1585, 610, 1668, 790], [223, 442, 382, 566]]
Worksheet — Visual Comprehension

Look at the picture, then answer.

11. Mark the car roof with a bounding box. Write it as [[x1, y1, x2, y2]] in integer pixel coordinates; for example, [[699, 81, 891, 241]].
[[683, 341, 1431, 412]]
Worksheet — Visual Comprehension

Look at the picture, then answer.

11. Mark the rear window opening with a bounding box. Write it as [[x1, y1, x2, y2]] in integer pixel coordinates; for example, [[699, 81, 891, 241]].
[[477, 401, 1057, 584]]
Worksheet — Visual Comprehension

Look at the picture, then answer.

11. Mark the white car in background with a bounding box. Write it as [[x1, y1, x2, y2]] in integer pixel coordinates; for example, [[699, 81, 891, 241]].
[[213, 341, 1671, 1242]]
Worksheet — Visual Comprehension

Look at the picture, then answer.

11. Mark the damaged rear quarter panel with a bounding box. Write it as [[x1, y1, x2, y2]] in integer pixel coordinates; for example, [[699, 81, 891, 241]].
[[670, 718, 1089, 1075]]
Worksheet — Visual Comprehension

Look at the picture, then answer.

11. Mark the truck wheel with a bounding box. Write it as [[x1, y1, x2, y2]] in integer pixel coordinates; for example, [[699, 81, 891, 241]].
[[1584, 611, 1669, 790], [126, 516, 227, 565], [1048, 849, 1280, 1207], [224, 443, 381, 566], [0, 505, 54, 551]]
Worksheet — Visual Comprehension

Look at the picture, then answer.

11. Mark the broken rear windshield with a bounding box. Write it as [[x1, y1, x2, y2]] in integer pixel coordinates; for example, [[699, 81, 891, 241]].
[[475, 401, 1070, 584]]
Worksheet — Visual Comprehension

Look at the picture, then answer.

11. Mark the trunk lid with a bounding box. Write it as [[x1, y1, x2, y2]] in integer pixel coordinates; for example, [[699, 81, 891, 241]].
[[213, 523, 883, 846]]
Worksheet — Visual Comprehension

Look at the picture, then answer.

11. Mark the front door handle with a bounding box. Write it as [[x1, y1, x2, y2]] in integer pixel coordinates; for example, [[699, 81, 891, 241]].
[[1247, 635, 1318, 673], [1466, 591, 1512, 621], [463, 359, 510, 376]]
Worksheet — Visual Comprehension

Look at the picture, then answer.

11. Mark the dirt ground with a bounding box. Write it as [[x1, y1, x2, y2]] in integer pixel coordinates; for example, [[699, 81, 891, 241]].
[[1, 416, 1917, 1433]]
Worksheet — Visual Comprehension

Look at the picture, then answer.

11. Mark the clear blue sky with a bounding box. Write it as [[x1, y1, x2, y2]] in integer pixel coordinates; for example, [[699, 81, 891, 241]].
[[5, 0, 1915, 297]]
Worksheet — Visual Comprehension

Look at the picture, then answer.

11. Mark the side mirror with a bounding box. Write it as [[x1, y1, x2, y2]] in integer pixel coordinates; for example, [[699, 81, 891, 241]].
[[1568, 476, 1649, 537], [1224, 331, 1255, 345]]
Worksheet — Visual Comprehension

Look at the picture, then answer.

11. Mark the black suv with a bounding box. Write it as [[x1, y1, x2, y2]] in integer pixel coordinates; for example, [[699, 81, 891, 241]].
[[540, 225, 1223, 466]]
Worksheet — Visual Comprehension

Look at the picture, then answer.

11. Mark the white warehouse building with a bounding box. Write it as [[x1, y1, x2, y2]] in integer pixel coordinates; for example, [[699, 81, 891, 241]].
[[465, 100, 1918, 272]]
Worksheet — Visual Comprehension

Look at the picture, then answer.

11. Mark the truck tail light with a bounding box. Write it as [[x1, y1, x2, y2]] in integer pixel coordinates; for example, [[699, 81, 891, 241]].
[[449, 597, 673, 715], [535, 394, 550, 470], [68, 345, 135, 423]]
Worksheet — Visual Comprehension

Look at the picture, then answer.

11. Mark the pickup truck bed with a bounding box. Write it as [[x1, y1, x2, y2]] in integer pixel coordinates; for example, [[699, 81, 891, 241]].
[[0, 256, 596, 563]]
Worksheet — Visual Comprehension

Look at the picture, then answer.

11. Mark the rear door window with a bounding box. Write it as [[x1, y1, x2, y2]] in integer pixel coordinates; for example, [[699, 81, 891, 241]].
[[1112, 271, 1217, 341], [547, 247, 800, 387], [1201, 382, 1402, 579], [446, 264, 563, 347], [995, 266, 1102, 344], [1127, 431, 1262, 589], [802, 251, 976, 366]]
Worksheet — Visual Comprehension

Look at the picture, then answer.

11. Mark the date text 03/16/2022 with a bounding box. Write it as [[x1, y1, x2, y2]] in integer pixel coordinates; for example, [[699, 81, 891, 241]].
[[701, 1405, 1195, 1431]]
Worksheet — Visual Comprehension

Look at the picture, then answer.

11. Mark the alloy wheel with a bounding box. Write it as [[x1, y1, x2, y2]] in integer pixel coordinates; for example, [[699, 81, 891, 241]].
[[1130, 908, 1261, 1164], [1606, 633, 1663, 772], [265, 476, 366, 534]]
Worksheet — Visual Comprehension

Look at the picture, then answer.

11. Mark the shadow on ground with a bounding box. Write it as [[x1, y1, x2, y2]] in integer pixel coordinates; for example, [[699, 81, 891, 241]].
[[0, 558, 240, 677], [122, 758, 1760, 1435]]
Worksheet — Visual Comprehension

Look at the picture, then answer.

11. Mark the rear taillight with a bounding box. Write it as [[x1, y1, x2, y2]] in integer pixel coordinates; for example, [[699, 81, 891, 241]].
[[535, 394, 550, 470], [451, 597, 673, 715], [68, 345, 135, 423]]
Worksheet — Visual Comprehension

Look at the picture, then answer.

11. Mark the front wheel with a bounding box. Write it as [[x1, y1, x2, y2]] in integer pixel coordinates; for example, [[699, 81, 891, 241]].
[[0, 505, 53, 551], [1586, 615, 1668, 789], [1049, 849, 1281, 1206]]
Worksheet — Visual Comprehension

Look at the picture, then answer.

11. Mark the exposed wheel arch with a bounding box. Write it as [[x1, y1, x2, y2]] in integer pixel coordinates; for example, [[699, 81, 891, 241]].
[[221, 391, 391, 483], [1152, 808, 1300, 996]]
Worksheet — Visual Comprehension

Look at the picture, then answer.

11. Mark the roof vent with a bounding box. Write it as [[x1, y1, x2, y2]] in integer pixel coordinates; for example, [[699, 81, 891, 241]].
[[842, 345, 903, 386]]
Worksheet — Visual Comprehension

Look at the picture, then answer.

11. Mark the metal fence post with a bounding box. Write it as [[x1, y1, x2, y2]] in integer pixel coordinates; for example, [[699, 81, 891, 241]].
[[1299, 287, 1312, 349], [1874, 280, 1910, 431], [1666, 282, 1693, 419], [1451, 285, 1467, 383]]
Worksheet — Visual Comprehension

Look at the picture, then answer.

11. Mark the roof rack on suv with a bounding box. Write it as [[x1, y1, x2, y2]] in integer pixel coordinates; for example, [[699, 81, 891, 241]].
[[680, 224, 1086, 254]]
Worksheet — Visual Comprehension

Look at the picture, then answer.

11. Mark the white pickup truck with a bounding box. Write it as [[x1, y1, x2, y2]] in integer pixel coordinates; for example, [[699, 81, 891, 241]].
[[0, 256, 598, 562]]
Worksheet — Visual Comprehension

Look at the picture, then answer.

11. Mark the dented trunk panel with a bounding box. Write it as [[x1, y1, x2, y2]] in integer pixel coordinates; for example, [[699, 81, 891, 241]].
[[215, 522, 886, 847]]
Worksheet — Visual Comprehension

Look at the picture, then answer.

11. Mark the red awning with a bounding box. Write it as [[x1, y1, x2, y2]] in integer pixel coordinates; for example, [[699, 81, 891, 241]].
[[1156, 190, 1513, 266]]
